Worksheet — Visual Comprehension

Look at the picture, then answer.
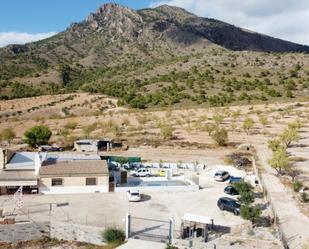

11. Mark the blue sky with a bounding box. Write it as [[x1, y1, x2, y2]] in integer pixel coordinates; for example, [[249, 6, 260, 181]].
[[0, 0, 308, 47], [0, 0, 150, 33]]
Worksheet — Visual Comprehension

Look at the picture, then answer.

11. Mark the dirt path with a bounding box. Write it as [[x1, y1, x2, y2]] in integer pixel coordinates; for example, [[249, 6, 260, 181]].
[[253, 138, 309, 249]]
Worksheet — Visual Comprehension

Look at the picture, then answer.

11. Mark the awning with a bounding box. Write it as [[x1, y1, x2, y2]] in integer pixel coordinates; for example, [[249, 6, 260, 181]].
[[182, 213, 213, 225], [0, 180, 38, 187]]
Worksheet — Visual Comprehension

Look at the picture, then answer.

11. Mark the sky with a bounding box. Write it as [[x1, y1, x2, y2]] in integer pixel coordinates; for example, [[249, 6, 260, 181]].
[[0, 0, 308, 47]]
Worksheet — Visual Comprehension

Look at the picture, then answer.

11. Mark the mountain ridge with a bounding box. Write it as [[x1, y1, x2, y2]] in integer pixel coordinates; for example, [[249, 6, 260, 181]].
[[0, 3, 309, 108]]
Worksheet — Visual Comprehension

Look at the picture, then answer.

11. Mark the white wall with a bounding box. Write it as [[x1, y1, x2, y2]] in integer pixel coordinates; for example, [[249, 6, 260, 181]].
[[40, 185, 109, 194], [115, 183, 199, 193]]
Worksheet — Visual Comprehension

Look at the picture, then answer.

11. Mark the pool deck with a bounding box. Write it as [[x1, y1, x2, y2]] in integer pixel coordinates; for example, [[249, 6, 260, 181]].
[[115, 177, 199, 192]]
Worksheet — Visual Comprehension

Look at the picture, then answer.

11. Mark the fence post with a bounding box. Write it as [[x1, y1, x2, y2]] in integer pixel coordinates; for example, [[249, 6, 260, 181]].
[[169, 218, 175, 245], [125, 213, 131, 240]]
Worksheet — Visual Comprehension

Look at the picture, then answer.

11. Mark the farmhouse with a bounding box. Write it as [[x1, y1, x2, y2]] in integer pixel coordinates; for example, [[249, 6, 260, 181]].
[[0, 149, 109, 195], [39, 155, 109, 194]]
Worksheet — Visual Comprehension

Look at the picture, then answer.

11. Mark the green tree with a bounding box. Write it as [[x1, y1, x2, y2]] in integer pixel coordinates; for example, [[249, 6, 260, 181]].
[[0, 128, 16, 144], [23, 125, 52, 147], [243, 117, 254, 135], [268, 148, 290, 175], [204, 123, 216, 136], [267, 138, 282, 152], [58, 64, 72, 85], [259, 115, 268, 127], [280, 127, 299, 148], [288, 119, 302, 130], [234, 181, 254, 205], [240, 205, 262, 223], [212, 113, 225, 125], [211, 127, 228, 146]]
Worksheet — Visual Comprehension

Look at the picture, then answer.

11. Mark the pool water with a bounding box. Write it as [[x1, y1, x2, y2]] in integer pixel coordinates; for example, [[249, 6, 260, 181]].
[[130, 180, 188, 187]]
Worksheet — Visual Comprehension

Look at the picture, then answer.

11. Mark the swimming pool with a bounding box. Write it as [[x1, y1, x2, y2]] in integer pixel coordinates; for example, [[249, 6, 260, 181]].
[[132, 180, 189, 187], [115, 179, 199, 192]]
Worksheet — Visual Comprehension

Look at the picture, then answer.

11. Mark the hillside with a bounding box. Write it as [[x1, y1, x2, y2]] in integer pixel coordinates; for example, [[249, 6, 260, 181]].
[[0, 3, 309, 107]]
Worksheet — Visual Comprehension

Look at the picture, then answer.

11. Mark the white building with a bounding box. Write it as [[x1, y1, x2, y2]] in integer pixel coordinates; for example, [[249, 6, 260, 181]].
[[0, 149, 109, 195]]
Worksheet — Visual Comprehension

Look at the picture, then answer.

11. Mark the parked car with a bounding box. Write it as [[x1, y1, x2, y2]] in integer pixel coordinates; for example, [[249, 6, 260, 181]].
[[228, 176, 243, 184], [108, 163, 120, 171], [224, 185, 239, 196], [39, 145, 64, 152], [214, 171, 230, 181], [127, 190, 141, 202], [217, 197, 241, 215], [123, 164, 137, 171], [130, 168, 151, 177]]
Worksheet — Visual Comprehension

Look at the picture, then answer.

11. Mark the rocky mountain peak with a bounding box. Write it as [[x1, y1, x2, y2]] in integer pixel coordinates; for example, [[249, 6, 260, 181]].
[[95, 3, 125, 14], [85, 2, 142, 31]]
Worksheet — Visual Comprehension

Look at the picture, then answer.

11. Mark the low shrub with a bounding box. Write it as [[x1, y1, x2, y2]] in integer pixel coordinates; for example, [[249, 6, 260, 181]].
[[301, 192, 309, 203], [102, 228, 125, 244], [240, 205, 261, 223], [293, 181, 303, 192]]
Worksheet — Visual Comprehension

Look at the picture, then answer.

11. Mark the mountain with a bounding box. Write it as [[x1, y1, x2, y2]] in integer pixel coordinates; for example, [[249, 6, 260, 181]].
[[0, 3, 309, 107]]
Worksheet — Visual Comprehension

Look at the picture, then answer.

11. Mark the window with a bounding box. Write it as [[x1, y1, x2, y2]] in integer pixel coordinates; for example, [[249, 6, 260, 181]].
[[86, 177, 97, 186], [51, 178, 63, 186]]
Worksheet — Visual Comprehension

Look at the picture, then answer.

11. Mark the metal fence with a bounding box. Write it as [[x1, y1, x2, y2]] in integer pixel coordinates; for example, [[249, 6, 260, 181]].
[[127, 214, 173, 244]]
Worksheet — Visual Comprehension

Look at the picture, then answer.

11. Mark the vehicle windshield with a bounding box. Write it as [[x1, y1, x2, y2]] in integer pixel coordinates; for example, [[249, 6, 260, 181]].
[[131, 193, 140, 196]]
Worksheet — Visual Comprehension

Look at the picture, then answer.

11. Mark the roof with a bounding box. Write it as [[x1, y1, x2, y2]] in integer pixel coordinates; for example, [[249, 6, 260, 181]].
[[75, 140, 98, 145], [5, 152, 46, 170], [0, 169, 37, 180], [39, 160, 108, 176], [182, 213, 213, 224], [45, 153, 100, 162]]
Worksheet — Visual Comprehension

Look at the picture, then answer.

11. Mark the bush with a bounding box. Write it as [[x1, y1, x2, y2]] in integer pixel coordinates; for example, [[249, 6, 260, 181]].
[[102, 228, 125, 244], [243, 117, 254, 135], [293, 181, 303, 192], [23, 125, 52, 147], [160, 123, 174, 139], [64, 121, 78, 130], [234, 181, 254, 205], [0, 128, 16, 144], [211, 127, 228, 146], [240, 205, 262, 223], [301, 192, 309, 203]]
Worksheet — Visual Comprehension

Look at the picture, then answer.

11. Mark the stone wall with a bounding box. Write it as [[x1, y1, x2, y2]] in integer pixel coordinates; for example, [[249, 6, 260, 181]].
[[0, 222, 49, 243], [50, 220, 105, 245]]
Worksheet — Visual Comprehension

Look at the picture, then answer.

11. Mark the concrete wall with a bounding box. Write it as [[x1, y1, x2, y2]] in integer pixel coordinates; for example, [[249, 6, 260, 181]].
[[50, 220, 105, 245], [115, 183, 199, 193], [40, 175, 109, 194], [0, 222, 49, 243]]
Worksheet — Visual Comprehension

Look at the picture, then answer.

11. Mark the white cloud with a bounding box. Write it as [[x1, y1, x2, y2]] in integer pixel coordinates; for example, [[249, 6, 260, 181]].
[[0, 32, 57, 48], [150, 0, 309, 45]]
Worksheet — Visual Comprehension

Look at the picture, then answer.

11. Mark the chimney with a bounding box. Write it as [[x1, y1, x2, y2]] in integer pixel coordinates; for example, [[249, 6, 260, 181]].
[[34, 152, 42, 175]]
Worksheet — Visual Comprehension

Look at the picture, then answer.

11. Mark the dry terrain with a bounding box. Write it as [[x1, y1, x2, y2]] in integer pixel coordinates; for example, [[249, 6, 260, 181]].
[[1, 95, 309, 248]]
